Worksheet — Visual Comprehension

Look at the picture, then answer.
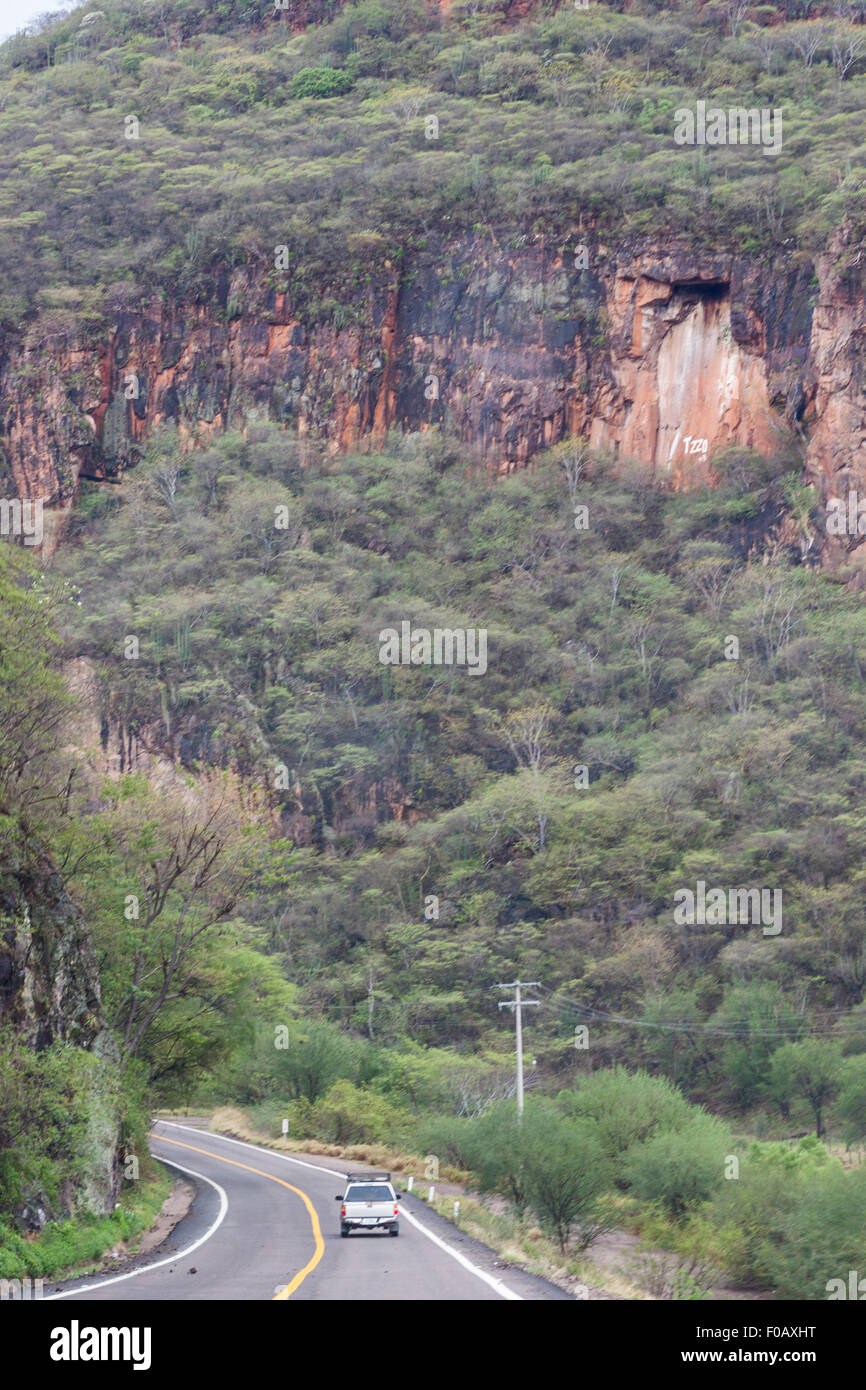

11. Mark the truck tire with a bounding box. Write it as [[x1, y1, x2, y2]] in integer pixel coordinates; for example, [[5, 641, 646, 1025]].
[[340, 1224, 350, 1237], [389, 1224, 399, 1237]]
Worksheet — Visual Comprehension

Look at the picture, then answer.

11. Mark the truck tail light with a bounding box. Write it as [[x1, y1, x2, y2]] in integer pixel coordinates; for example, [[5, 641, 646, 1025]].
[[341, 1205, 346, 1218], [394, 1204, 398, 1216]]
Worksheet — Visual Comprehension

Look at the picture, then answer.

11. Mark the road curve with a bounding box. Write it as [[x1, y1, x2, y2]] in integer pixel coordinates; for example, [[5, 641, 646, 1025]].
[[45, 1120, 570, 1302]]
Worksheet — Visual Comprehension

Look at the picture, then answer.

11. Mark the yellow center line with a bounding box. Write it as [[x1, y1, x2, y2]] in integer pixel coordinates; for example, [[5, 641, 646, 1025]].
[[148, 1131, 324, 1300]]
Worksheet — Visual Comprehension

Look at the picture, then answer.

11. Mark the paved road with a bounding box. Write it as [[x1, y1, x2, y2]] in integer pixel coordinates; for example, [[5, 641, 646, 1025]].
[[45, 1121, 570, 1302]]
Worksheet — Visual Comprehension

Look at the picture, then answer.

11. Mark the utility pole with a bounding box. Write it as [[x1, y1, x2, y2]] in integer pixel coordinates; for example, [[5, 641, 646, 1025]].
[[366, 965, 375, 1041], [495, 982, 540, 1119]]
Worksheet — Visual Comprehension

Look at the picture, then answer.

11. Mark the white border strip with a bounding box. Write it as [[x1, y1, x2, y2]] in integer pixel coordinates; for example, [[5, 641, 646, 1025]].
[[395, 1204, 521, 1300], [44, 1157, 229, 1300], [157, 1120, 522, 1302]]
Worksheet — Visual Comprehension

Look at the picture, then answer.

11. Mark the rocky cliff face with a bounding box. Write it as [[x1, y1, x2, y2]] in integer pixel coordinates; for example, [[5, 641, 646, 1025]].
[[0, 843, 122, 1221], [0, 854, 103, 1050], [3, 230, 860, 554]]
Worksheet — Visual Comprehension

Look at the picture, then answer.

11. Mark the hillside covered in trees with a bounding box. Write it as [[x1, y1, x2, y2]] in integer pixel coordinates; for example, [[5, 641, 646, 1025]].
[[3, 0, 866, 1304]]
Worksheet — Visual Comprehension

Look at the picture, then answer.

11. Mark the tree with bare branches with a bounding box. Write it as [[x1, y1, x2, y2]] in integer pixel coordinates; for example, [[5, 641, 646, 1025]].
[[72, 777, 266, 1070]]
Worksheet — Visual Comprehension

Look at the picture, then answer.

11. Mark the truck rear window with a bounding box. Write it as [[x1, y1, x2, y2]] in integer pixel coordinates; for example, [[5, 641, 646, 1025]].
[[345, 1185, 393, 1202]]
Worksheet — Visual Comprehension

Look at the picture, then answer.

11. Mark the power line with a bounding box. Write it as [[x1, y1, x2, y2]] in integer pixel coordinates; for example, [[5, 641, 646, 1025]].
[[537, 996, 866, 1038], [532, 983, 866, 1040]]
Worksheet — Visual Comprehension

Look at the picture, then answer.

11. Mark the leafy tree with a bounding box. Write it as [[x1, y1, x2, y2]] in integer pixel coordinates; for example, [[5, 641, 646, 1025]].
[[769, 1040, 844, 1138], [461, 1099, 537, 1218], [523, 1110, 612, 1252], [835, 1054, 866, 1146], [0, 547, 70, 832], [268, 1020, 362, 1104], [709, 983, 805, 1108], [66, 773, 269, 1073], [308, 1078, 410, 1145]]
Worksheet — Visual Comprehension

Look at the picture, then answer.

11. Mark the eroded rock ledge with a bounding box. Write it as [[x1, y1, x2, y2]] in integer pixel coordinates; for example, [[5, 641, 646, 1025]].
[[3, 229, 863, 555]]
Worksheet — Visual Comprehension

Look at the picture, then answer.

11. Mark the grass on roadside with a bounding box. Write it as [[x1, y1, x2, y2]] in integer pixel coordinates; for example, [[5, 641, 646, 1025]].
[[0, 1168, 171, 1281], [204, 1105, 472, 1184]]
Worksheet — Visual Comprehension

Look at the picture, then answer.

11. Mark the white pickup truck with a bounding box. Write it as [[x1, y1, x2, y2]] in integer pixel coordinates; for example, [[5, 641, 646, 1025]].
[[336, 1172, 401, 1237]]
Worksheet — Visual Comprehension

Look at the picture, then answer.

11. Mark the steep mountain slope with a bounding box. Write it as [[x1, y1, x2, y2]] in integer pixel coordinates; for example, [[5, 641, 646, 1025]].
[[2, 0, 866, 555], [6, 0, 866, 1291]]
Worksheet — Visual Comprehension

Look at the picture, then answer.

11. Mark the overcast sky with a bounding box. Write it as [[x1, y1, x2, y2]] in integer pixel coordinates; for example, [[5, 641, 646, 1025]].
[[0, 1, 75, 43]]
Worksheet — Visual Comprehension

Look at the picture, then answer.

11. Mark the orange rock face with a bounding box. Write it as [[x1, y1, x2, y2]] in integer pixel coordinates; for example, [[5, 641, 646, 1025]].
[[804, 231, 866, 507], [1, 231, 858, 553], [590, 270, 777, 484]]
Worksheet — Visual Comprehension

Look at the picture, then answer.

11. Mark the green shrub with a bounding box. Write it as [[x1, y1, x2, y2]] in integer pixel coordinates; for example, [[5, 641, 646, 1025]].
[[0, 1030, 122, 1219], [416, 1114, 476, 1169], [454, 1098, 610, 1249], [709, 1140, 843, 1287], [622, 1113, 732, 1218], [292, 67, 355, 99], [309, 1080, 410, 1145], [558, 1067, 694, 1181], [757, 1166, 866, 1299], [769, 1040, 844, 1138]]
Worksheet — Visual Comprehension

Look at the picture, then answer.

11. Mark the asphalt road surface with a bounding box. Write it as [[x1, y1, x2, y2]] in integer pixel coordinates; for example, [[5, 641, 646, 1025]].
[[45, 1121, 570, 1302]]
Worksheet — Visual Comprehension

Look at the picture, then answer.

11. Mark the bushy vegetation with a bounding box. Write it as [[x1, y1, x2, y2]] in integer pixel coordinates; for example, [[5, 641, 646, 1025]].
[[2, 0, 866, 332], [5, 0, 866, 1295], [0, 533, 289, 1262], [5, 408, 866, 1287], [707, 1134, 866, 1296], [50, 426, 866, 1135], [0, 1033, 120, 1217]]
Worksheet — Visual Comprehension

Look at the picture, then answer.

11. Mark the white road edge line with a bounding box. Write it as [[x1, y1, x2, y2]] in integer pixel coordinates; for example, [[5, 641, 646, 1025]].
[[43, 1157, 229, 1300], [394, 1204, 521, 1300], [156, 1120, 523, 1302]]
